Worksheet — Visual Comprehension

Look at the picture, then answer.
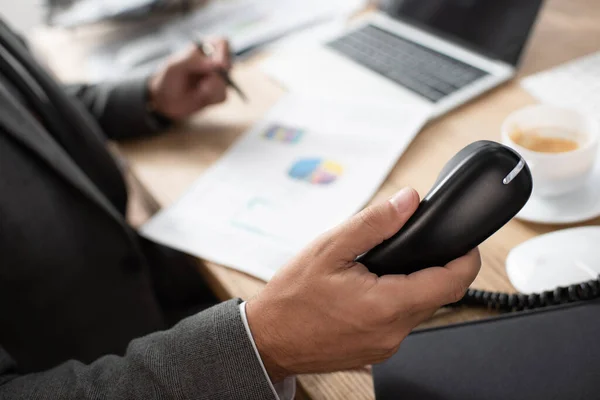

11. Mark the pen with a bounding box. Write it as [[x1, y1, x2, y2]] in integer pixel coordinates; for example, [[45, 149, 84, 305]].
[[196, 41, 248, 103]]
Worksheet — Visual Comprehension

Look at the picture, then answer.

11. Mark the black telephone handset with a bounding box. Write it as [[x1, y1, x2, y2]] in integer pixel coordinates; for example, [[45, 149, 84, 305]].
[[359, 141, 600, 311], [358, 140, 533, 276]]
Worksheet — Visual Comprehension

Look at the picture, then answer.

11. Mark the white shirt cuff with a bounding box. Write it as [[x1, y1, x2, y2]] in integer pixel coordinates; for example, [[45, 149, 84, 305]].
[[239, 302, 296, 400]]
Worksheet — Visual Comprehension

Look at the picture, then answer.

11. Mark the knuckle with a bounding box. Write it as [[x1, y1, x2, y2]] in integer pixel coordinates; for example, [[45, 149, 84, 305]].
[[384, 344, 401, 359], [379, 335, 402, 356], [449, 277, 468, 303], [372, 301, 399, 325]]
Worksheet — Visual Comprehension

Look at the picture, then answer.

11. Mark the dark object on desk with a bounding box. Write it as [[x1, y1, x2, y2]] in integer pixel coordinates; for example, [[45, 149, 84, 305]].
[[358, 141, 532, 276], [373, 300, 600, 400], [451, 273, 600, 312], [196, 41, 248, 103]]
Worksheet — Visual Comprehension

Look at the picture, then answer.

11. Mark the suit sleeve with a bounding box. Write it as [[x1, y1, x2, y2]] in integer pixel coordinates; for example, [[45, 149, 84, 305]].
[[63, 76, 172, 141], [0, 299, 276, 400], [140, 237, 219, 318]]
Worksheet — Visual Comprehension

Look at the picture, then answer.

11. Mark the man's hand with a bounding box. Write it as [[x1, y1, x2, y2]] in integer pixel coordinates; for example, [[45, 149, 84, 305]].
[[148, 39, 231, 120], [246, 187, 481, 382]]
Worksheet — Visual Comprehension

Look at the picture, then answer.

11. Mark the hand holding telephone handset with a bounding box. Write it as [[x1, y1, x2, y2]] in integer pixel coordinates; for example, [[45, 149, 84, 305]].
[[359, 141, 600, 311]]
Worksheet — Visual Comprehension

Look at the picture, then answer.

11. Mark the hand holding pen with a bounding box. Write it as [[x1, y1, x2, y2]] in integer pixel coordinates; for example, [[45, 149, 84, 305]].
[[147, 38, 247, 120], [197, 40, 248, 103]]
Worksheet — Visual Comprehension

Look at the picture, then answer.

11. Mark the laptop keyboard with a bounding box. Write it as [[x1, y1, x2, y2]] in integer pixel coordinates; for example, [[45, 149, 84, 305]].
[[327, 25, 489, 103]]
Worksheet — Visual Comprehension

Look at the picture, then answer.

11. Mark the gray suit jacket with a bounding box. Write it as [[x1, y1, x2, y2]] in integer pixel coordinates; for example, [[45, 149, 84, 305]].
[[0, 20, 275, 399]]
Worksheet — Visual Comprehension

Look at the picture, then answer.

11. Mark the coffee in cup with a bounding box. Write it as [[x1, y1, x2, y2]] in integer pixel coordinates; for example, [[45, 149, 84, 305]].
[[509, 127, 580, 153], [501, 105, 599, 197]]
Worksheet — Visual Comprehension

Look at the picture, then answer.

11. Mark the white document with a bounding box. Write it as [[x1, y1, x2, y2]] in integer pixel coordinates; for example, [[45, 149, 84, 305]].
[[521, 51, 600, 125], [164, 0, 366, 54], [141, 95, 430, 281], [259, 23, 348, 94], [87, 0, 367, 81]]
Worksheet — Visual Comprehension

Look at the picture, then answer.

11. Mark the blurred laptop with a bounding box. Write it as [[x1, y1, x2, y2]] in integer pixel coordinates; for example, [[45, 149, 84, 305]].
[[264, 0, 544, 118]]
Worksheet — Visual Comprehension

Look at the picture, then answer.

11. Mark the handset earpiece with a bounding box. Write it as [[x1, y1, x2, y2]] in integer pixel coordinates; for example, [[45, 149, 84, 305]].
[[357, 140, 533, 276]]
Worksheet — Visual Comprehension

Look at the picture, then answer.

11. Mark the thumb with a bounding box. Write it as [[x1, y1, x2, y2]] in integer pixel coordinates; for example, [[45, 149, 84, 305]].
[[324, 188, 419, 264]]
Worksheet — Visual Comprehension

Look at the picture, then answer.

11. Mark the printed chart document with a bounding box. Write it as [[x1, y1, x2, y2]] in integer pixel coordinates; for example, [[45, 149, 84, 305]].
[[141, 95, 430, 281]]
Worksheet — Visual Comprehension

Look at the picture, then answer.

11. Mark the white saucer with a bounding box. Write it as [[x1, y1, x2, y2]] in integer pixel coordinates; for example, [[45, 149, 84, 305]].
[[517, 159, 600, 225]]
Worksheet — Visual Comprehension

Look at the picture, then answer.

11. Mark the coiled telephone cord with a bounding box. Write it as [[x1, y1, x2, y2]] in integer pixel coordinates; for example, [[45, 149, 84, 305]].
[[449, 275, 600, 312]]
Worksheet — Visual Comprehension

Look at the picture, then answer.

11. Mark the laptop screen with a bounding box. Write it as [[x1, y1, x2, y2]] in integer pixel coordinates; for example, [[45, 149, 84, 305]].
[[381, 0, 544, 66]]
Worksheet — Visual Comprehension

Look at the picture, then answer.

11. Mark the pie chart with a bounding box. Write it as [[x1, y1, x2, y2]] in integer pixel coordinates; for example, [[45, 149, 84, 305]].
[[288, 158, 344, 185]]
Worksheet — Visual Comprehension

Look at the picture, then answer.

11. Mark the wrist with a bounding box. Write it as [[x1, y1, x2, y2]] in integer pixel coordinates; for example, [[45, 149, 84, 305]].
[[146, 76, 173, 124], [246, 298, 291, 383]]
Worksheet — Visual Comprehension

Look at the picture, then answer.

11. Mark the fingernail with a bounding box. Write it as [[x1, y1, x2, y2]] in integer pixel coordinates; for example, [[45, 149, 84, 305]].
[[389, 188, 414, 212]]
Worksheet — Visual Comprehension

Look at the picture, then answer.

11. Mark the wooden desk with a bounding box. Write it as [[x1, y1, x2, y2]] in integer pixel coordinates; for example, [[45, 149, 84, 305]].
[[32, 1, 600, 398]]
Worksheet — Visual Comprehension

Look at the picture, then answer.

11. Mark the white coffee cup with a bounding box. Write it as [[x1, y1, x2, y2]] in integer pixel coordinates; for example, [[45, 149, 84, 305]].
[[501, 105, 599, 197]]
